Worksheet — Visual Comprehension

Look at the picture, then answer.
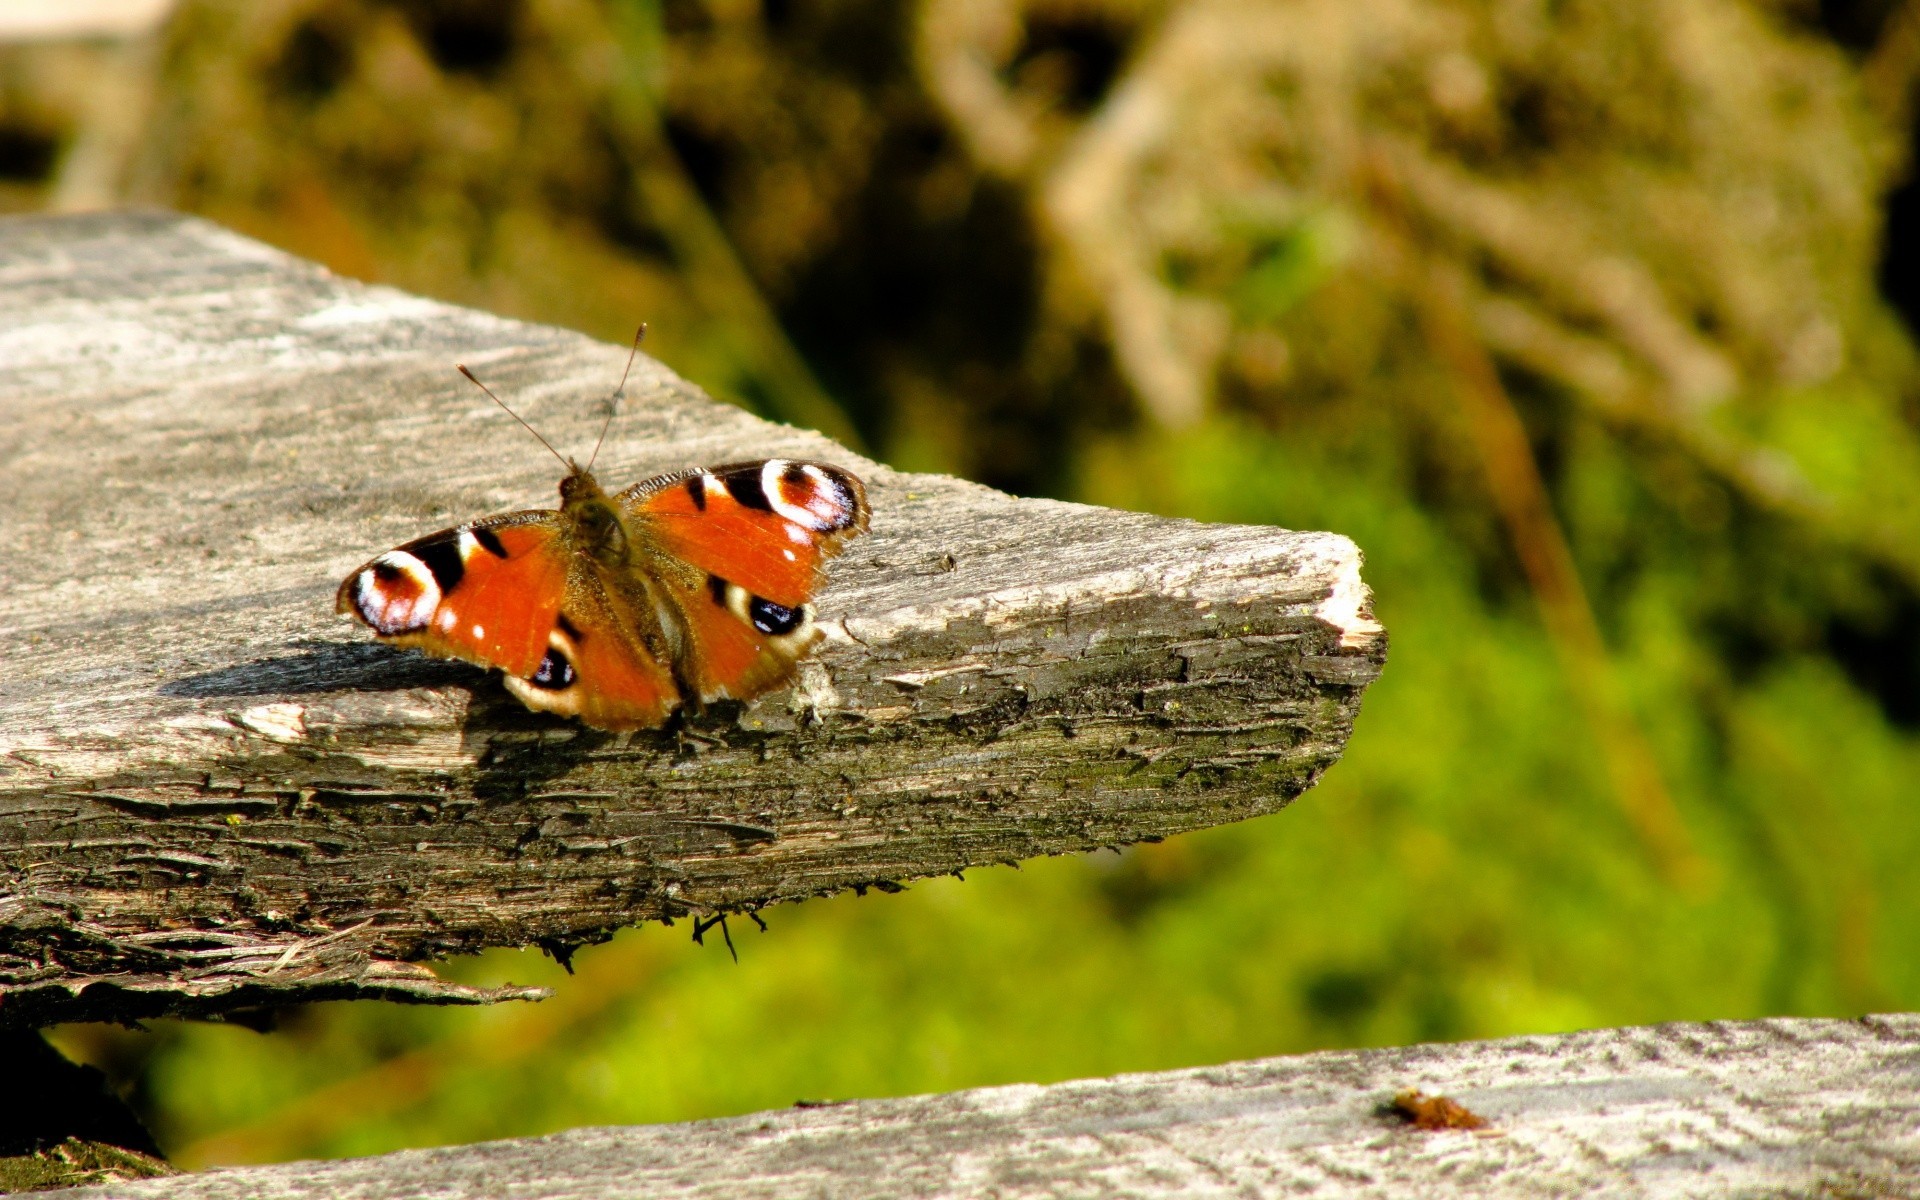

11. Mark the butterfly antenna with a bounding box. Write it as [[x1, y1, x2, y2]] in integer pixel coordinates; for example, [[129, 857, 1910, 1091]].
[[588, 322, 647, 473], [458, 364, 570, 471]]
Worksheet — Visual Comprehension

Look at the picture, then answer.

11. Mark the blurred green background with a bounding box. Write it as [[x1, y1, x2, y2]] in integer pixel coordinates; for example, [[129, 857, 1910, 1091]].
[[8, 0, 1920, 1169]]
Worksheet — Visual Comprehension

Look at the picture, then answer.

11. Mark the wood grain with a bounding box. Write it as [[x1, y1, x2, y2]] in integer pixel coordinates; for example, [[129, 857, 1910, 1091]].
[[0, 212, 1385, 1027], [52, 1016, 1920, 1199]]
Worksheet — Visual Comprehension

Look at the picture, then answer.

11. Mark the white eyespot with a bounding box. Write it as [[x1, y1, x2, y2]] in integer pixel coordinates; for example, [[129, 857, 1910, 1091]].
[[783, 548, 797, 561], [472, 623, 485, 640], [764, 460, 834, 531], [438, 609, 457, 632], [354, 551, 440, 635], [723, 582, 752, 624]]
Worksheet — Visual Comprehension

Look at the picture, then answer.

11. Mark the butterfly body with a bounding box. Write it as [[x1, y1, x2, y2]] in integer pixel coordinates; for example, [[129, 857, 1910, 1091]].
[[338, 458, 869, 730]]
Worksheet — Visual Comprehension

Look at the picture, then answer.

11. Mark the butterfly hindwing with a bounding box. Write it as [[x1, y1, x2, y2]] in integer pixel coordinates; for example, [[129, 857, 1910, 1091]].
[[662, 569, 821, 703], [499, 562, 681, 730]]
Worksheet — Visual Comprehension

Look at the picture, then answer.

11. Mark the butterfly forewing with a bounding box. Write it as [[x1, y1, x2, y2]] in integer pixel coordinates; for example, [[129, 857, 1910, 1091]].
[[623, 460, 869, 608], [621, 459, 867, 705], [336, 516, 569, 678]]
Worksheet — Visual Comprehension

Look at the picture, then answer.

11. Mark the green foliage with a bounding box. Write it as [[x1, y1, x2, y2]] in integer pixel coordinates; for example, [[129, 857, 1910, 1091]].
[[1221, 208, 1359, 325]]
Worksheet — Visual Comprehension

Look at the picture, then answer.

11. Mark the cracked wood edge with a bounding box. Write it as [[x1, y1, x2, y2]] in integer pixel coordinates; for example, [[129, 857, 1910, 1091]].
[[44, 1015, 1920, 1199], [0, 211, 1386, 1028]]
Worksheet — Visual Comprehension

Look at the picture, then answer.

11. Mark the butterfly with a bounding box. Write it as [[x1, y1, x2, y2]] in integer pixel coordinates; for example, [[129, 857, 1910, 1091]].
[[336, 343, 870, 731]]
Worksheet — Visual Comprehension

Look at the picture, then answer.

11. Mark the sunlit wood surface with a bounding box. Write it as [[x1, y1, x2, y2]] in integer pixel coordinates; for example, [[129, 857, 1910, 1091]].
[[56, 1015, 1920, 1199]]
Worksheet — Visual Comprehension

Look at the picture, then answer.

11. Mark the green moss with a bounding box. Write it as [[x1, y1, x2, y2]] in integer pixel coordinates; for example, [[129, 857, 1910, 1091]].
[[0, 1141, 173, 1194]]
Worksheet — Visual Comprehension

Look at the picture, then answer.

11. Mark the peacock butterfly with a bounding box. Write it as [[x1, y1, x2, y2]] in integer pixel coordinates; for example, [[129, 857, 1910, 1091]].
[[336, 335, 870, 730]]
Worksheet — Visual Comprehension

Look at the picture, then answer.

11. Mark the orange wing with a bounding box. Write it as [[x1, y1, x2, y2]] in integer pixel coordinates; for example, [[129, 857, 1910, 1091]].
[[339, 513, 682, 730], [336, 515, 568, 678], [622, 459, 869, 704], [501, 560, 682, 731], [664, 570, 823, 703], [622, 460, 868, 608]]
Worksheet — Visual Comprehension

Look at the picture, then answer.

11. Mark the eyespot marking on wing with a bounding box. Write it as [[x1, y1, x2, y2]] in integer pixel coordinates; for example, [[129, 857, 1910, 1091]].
[[528, 645, 576, 691], [708, 574, 815, 643], [351, 551, 441, 635], [763, 460, 861, 533], [413, 538, 466, 592], [748, 596, 804, 636]]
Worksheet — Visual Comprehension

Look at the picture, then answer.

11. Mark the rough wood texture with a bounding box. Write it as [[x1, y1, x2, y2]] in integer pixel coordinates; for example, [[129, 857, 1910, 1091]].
[[0, 211, 1384, 1029], [41, 1015, 1920, 1199]]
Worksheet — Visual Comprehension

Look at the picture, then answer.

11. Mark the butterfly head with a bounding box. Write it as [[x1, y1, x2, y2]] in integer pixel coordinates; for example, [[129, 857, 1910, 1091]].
[[558, 459, 605, 503]]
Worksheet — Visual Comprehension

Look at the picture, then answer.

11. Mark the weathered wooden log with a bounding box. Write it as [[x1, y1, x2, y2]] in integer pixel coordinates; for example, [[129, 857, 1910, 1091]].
[[43, 1015, 1920, 1198], [0, 211, 1384, 1028]]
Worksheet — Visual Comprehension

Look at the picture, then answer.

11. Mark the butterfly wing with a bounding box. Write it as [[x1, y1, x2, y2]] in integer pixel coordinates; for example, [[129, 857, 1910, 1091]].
[[336, 513, 569, 677], [338, 511, 683, 730], [622, 460, 869, 607], [497, 555, 682, 730], [622, 459, 869, 704]]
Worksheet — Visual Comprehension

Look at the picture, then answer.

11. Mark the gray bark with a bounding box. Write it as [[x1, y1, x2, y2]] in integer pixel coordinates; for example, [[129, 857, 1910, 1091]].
[[0, 211, 1385, 1028], [42, 1015, 1920, 1199]]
